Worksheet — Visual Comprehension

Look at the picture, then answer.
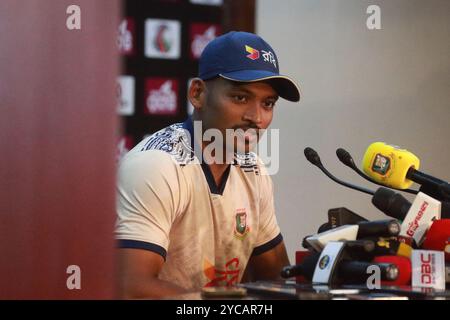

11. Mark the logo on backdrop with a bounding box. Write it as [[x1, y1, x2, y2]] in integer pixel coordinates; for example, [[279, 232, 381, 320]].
[[116, 76, 135, 116], [145, 78, 178, 115], [117, 18, 135, 55], [190, 24, 221, 59], [145, 19, 181, 59]]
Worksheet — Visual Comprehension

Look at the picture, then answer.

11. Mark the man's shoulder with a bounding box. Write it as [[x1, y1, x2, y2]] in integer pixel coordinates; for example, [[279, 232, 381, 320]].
[[125, 122, 195, 166], [117, 146, 188, 194]]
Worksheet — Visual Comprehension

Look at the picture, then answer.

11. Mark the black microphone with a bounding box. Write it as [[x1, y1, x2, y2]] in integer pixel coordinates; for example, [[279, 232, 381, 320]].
[[317, 222, 332, 233], [348, 237, 413, 260], [304, 147, 375, 196], [283, 240, 377, 276], [372, 187, 450, 219], [407, 167, 450, 196], [280, 252, 319, 279], [337, 261, 399, 283], [344, 239, 376, 260], [418, 182, 450, 202], [356, 219, 401, 238], [281, 252, 398, 282], [336, 148, 418, 195], [372, 187, 412, 220], [305, 219, 401, 251]]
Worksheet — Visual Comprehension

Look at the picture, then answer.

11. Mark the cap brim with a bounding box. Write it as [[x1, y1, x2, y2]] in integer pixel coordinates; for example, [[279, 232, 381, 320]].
[[219, 70, 300, 102]]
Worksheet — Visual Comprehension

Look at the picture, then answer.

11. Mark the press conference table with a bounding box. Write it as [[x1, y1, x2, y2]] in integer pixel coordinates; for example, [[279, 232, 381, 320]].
[[166, 280, 450, 300]]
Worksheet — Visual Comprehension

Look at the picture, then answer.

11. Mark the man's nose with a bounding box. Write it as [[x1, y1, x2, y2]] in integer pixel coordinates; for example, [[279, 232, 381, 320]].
[[242, 102, 262, 126]]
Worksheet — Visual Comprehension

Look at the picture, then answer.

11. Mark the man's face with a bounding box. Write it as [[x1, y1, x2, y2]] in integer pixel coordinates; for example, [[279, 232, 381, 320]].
[[196, 77, 278, 155]]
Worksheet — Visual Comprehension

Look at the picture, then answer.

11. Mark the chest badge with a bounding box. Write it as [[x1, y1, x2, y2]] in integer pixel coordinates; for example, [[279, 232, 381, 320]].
[[234, 208, 250, 239]]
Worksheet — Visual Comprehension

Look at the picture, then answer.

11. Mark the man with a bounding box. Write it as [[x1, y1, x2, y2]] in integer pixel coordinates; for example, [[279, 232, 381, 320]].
[[116, 31, 300, 299]]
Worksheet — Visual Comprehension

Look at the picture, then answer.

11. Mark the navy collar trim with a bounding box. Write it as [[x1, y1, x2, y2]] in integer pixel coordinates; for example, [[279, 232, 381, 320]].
[[182, 117, 231, 196]]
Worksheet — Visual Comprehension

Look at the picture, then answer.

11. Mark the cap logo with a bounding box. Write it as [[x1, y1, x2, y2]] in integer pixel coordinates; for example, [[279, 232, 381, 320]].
[[261, 50, 277, 68], [245, 45, 260, 60]]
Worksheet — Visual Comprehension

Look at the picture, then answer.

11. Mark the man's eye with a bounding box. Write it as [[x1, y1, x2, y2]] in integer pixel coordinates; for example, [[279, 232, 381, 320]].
[[233, 95, 247, 103], [263, 100, 276, 109]]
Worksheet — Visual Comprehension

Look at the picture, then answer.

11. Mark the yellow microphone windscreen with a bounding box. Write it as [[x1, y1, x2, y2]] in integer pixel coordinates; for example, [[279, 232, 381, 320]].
[[362, 142, 420, 189], [397, 242, 413, 259]]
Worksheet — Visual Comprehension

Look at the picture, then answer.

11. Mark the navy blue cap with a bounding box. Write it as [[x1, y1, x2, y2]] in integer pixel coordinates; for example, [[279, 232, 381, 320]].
[[198, 31, 300, 102]]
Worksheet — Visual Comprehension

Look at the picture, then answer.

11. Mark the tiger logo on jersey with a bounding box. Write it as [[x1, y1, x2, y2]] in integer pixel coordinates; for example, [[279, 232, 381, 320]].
[[234, 208, 250, 239]]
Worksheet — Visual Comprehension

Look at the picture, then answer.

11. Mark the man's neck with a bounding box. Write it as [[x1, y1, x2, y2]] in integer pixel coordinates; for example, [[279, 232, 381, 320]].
[[207, 162, 230, 188], [201, 142, 232, 188], [188, 117, 233, 188]]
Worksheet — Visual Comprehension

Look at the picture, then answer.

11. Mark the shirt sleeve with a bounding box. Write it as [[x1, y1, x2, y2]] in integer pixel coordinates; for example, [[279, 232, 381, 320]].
[[115, 150, 187, 259], [252, 161, 282, 255]]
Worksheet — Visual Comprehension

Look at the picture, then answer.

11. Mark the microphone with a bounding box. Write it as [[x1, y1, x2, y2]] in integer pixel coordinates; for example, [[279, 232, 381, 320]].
[[411, 250, 446, 290], [301, 222, 335, 250], [371, 184, 444, 246], [364, 237, 413, 259], [306, 225, 359, 252], [356, 219, 401, 239], [372, 187, 412, 220], [362, 142, 450, 201], [343, 238, 410, 262], [422, 220, 450, 258], [281, 252, 320, 279], [302, 220, 341, 250], [446, 262, 450, 284], [282, 252, 399, 283], [336, 147, 418, 195], [372, 187, 450, 219], [446, 238, 450, 262], [340, 237, 412, 261], [337, 261, 399, 283], [304, 147, 375, 196], [373, 255, 412, 286], [305, 219, 401, 251], [398, 192, 441, 246], [317, 222, 332, 233]]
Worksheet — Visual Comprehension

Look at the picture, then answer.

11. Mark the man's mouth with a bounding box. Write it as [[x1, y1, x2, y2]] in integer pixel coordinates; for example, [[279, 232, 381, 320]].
[[236, 128, 259, 143]]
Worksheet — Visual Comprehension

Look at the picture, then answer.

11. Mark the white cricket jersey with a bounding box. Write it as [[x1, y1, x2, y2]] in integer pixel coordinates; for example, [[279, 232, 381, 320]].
[[115, 119, 282, 290]]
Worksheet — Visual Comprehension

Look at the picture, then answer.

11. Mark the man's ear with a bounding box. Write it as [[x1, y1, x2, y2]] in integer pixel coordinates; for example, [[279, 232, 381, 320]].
[[188, 78, 206, 110]]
